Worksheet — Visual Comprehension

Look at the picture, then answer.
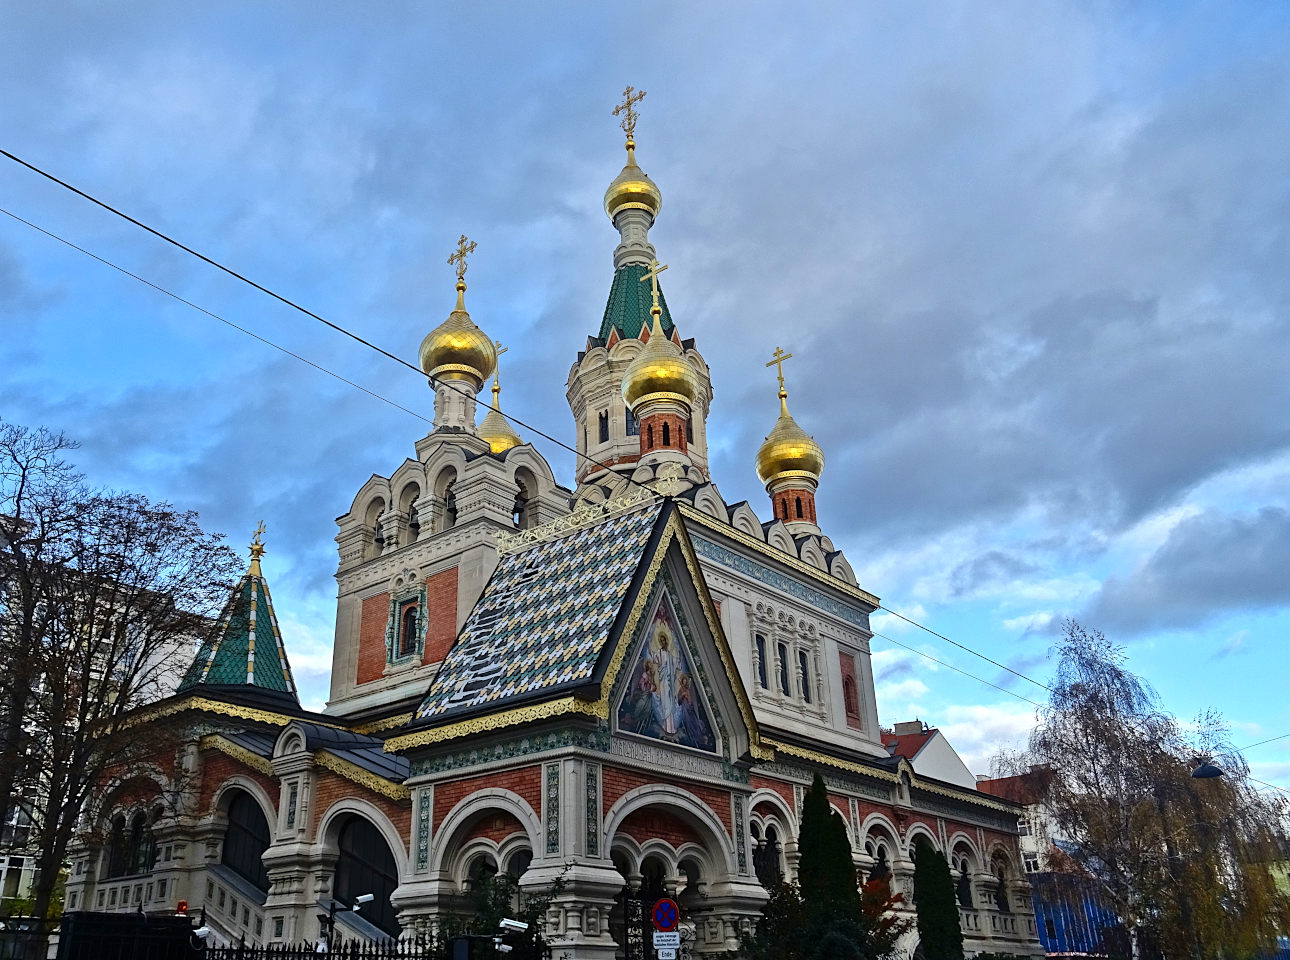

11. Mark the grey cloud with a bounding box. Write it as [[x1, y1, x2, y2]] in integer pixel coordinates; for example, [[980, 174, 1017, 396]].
[[1084, 507, 1290, 635]]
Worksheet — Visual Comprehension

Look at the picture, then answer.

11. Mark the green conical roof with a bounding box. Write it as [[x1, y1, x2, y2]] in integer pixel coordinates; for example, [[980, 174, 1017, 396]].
[[599, 263, 675, 341], [180, 559, 297, 698]]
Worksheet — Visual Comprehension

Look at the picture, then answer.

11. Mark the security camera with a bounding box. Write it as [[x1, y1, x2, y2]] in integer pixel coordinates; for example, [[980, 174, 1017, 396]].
[[193, 927, 211, 940], [498, 918, 528, 934], [495, 945, 513, 954], [353, 894, 375, 906]]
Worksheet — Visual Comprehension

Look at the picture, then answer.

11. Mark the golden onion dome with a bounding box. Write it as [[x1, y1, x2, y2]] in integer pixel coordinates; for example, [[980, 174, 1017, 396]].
[[622, 311, 698, 411], [478, 379, 521, 454], [755, 394, 825, 486], [418, 281, 497, 389], [604, 140, 662, 220]]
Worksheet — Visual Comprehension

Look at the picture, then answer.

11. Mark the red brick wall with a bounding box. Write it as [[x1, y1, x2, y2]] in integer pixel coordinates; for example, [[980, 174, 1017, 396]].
[[357, 593, 390, 685], [639, 412, 689, 456], [750, 775, 796, 815], [462, 809, 526, 844], [838, 653, 863, 729], [423, 568, 459, 665], [772, 488, 817, 524], [311, 769, 411, 838], [618, 806, 702, 849], [198, 752, 279, 815], [433, 766, 542, 831], [601, 766, 731, 832]]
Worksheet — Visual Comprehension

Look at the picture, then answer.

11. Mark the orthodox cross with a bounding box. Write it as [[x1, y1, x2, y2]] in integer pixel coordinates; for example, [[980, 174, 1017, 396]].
[[447, 234, 477, 282], [249, 521, 267, 559], [639, 258, 668, 311], [766, 347, 793, 395], [492, 341, 507, 388], [613, 85, 646, 141]]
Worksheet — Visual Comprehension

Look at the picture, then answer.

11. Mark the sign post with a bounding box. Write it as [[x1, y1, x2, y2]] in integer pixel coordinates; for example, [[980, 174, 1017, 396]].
[[652, 897, 681, 960]]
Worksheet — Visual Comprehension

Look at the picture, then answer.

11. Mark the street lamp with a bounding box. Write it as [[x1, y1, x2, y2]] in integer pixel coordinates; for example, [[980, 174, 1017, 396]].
[[318, 893, 375, 952], [1190, 758, 1225, 779]]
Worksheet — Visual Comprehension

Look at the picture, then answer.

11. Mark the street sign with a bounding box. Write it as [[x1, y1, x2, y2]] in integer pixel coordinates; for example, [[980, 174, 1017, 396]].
[[652, 897, 679, 932], [657, 949, 678, 960], [652, 930, 681, 948]]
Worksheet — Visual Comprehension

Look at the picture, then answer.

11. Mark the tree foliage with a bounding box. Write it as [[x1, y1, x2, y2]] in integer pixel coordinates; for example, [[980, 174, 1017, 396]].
[[1005, 620, 1290, 959], [0, 419, 241, 923], [913, 840, 964, 960], [742, 774, 908, 960]]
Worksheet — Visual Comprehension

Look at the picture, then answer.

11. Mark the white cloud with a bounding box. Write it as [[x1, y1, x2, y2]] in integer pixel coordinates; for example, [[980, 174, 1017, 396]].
[[938, 702, 1039, 777]]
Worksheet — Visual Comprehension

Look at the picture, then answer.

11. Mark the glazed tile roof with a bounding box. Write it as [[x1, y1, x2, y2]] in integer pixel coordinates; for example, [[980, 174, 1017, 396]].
[[179, 566, 298, 698], [599, 263, 676, 341], [414, 505, 660, 722]]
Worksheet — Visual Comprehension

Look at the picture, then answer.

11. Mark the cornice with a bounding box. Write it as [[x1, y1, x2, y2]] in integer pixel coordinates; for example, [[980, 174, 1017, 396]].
[[678, 504, 880, 608], [353, 712, 414, 734], [199, 734, 275, 777], [385, 697, 605, 753]]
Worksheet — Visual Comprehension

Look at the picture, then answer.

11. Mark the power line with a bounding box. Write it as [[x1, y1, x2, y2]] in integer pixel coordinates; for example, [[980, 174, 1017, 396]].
[[0, 206, 433, 426], [1237, 732, 1290, 752], [0, 148, 651, 489], [877, 604, 1054, 693], [871, 630, 1045, 710]]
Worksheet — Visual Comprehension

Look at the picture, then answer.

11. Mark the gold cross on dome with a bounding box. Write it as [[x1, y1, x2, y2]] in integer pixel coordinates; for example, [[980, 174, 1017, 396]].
[[639, 258, 668, 311], [447, 234, 477, 282], [249, 521, 267, 560], [766, 347, 793, 395], [492, 340, 507, 387], [613, 85, 646, 141]]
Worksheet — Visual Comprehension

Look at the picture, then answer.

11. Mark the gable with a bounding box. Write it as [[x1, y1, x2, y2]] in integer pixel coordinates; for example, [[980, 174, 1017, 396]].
[[615, 584, 718, 754]]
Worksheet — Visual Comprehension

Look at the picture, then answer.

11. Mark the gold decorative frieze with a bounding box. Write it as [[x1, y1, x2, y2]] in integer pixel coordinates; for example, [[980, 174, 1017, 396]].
[[314, 750, 411, 801], [198, 734, 275, 776], [494, 487, 657, 556]]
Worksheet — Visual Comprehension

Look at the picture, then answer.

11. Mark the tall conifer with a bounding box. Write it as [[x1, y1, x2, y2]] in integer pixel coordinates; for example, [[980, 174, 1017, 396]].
[[799, 773, 859, 910], [913, 840, 965, 960]]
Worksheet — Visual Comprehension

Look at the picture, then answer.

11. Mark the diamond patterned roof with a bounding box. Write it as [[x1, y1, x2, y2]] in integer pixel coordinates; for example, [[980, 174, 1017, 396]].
[[180, 568, 297, 697], [414, 506, 660, 721], [599, 263, 676, 341]]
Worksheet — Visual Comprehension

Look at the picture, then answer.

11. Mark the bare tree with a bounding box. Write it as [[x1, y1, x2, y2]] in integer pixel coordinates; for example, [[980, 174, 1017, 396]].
[[1007, 620, 1290, 959], [0, 419, 241, 922]]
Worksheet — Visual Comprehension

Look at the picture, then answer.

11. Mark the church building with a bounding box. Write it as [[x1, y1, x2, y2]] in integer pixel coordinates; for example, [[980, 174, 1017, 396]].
[[64, 92, 1044, 958]]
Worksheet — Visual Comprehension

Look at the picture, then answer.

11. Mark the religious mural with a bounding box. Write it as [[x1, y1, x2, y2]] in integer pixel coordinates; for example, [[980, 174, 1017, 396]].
[[617, 592, 716, 752]]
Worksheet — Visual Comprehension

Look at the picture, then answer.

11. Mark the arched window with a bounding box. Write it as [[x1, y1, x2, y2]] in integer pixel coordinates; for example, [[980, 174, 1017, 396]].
[[955, 856, 973, 908], [777, 643, 790, 696], [867, 842, 891, 885], [795, 497, 803, 519], [798, 650, 811, 704], [685, 420, 693, 443], [662, 422, 671, 446], [625, 409, 639, 437], [514, 468, 537, 530], [222, 792, 270, 892], [363, 498, 386, 560], [398, 603, 418, 658], [755, 635, 768, 689], [598, 411, 610, 444], [504, 849, 532, 880], [992, 857, 1011, 913], [646, 424, 655, 449], [843, 676, 860, 719], [105, 815, 127, 879], [443, 482, 457, 530], [335, 816, 399, 936], [754, 824, 784, 888]]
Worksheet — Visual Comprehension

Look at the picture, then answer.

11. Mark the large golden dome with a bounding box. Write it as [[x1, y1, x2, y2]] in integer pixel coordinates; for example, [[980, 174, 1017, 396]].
[[419, 281, 497, 389], [478, 380, 521, 454], [622, 313, 698, 410], [755, 395, 825, 486], [604, 141, 662, 220]]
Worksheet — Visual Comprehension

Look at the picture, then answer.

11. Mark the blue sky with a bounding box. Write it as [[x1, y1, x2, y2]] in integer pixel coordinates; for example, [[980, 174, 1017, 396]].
[[2, 2, 1288, 788]]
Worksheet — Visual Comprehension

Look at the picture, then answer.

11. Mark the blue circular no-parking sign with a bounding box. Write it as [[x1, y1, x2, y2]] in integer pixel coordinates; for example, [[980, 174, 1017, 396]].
[[652, 897, 679, 932]]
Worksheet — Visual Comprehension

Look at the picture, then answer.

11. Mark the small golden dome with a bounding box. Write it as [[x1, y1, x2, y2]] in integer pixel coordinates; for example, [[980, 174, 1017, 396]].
[[478, 380, 521, 454], [418, 281, 497, 389], [622, 312, 698, 410], [604, 141, 662, 220], [755, 395, 825, 486]]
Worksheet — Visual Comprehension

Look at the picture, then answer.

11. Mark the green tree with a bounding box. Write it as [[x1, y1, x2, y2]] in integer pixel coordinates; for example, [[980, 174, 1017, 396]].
[[742, 774, 908, 960], [913, 840, 964, 960]]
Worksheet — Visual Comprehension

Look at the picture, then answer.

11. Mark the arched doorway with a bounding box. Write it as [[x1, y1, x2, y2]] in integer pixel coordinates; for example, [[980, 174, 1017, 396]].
[[222, 790, 270, 893], [334, 815, 399, 936]]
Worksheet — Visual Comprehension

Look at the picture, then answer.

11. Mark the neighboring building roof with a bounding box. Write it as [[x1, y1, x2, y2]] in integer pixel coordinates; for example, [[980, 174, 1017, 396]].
[[600, 263, 676, 340], [179, 559, 298, 701], [976, 771, 1043, 805], [413, 505, 660, 723], [885, 727, 936, 760]]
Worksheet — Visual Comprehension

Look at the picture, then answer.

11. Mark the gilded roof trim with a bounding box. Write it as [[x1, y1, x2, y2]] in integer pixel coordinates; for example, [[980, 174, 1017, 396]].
[[386, 696, 603, 752], [198, 734, 274, 777], [314, 750, 411, 801]]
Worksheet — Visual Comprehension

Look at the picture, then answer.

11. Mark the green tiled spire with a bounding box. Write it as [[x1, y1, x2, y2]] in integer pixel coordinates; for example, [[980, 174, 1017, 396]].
[[179, 530, 297, 698], [599, 263, 675, 341]]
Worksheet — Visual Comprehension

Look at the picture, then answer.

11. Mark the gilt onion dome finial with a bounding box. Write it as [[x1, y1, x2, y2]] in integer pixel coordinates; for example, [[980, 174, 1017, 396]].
[[755, 350, 825, 486], [605, 85, 662, 220], [622, 261, 697, 411], [418, 236, 497, 390], [478, 342, 522, 454]]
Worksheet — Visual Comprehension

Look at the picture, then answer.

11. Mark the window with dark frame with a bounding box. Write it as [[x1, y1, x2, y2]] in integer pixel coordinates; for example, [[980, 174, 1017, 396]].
[[398, 602, 418, 658]]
